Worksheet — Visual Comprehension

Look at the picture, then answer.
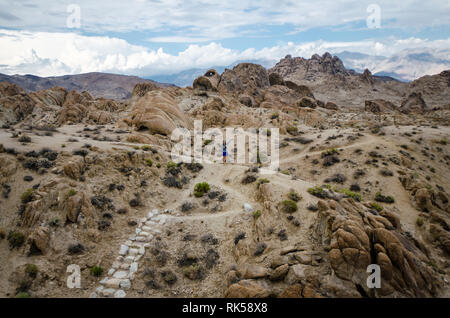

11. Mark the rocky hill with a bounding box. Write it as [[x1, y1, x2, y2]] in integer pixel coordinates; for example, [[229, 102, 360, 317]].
[[269, 53, 450, 109], [0, 61, 449, 299], [0, 72, 171, 100]]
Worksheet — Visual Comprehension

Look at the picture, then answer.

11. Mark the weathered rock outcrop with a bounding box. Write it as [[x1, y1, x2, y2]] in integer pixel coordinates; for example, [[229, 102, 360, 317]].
[[124, 89, 190, 136]]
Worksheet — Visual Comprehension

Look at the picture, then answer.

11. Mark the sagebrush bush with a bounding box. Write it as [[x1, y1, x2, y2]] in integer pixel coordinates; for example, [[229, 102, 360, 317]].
[[370, 202, 384, 212], [90, 266, 103, 277], [25, 264, 38, 278], [21, 188, 34, 204], [281, 200, 298, 213], [194, 182, 210, 197], [375, 192, 395, 203], [288, 191, 302, 202], [8, 232, 25, 249]]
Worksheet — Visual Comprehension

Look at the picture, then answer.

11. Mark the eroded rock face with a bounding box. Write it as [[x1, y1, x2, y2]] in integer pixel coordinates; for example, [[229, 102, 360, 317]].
[[124, 89, 190, 136], [365, 100, 397, 113], [400, 92, 428, 113], [218, 63, 270, 106], [193, 69, 221, 91], [313, 198, 438, 297]]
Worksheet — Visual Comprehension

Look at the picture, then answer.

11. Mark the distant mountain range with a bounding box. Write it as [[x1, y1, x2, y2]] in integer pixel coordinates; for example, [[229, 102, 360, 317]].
[[146, 49, 450, 86], [335, 49, 450, 82], [0, 72, 171, 100]]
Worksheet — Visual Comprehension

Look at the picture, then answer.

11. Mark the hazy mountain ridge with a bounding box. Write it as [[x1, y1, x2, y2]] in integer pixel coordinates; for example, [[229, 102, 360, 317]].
[[0, 72, 171, 100]]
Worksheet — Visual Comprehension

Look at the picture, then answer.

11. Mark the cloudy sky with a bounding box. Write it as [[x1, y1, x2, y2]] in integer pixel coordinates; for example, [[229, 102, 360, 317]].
[[0, 0, 449, 79]]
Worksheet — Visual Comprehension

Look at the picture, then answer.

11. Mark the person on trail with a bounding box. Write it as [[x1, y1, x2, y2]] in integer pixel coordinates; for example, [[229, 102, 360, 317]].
[[222, 140, 227, 164]]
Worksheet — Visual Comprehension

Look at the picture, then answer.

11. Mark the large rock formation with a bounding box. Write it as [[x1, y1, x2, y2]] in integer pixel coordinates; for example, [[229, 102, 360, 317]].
[[124, 89, 190, 136]]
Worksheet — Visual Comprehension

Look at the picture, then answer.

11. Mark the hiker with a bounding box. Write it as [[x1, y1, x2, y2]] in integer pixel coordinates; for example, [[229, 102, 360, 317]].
[[222, 140, 227, 163]]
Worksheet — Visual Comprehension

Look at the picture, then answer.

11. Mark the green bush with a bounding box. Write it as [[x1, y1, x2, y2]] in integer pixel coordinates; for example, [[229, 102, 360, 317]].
[[21, 188, 34, 204], [257, 178, 270, 187], [416, 217, 424, 227], [375, 192, 395, 204], [288, 191, 302, 202], [67, 189, 77, 197], [25, 264, 38, 278], [253, 210, 262, 219], [15, 292, 30, 298], [308, 186, 325, 198], [286, 126, 298, 135], [61, 144, 66, 148], [8, 232, 25, 249], [194, 182, 210, 197], [271, 113, 279, 120], [167, 161, 178, 170], [90, 266, 103, 277], [141, 145, 152, 151], [370, 202, 384, 212], [321, 148, 338, 158], [281, 200, 298, 213], [203, 139, 213, 146], [339, 188, 362, 202], [145, 159, 153, 167]]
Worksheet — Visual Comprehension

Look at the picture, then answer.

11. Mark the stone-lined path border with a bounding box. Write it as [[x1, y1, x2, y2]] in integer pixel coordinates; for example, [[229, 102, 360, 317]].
[[90, 208, 171, 298]]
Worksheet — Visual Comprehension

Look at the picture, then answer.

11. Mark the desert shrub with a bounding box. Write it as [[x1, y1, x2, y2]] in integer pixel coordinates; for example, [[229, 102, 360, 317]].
[[8, 232, 25, 249], [271, 112, 279, 120], [167, 161, 178, 170], [323, 155, 340, 167], [21, 188, 34, 204], [375, 192, 395, 204], [370, 202, 384, 212], [257, 178, 270, 187], [288, 191, 302, 202], [61, 144, 66, 148], [439, 139, 447, 145], [161, 270, 177, 285], [15, 292, 30, 298], [90, 266, 103, 277], [253, 210, 261, 219], [156, 163, 161, 168], [67, 243, 84, 255], [339, 188, 362, 202], [254, 242, 267, 256], [49, 218, 59, 227], [194, 182, 210, 197], [24, 264, 38, 278], [145, 159, 153, 167], [281, 200, 298, 213], [183, 264, 204, 280], [18, 135, 31, 143], [203, 139, 213, 146], [286, 126, 298, 135], [181, 202, 194, 212], [350, 184, 361, 192], [234, 232, 246, 245], [199, 234, 218, 245], [324, 173, 347, 184], [416, 217, 424, 227], [241, 174, 257, 184], [73, 149, 88, 157], [185, 162, 203, 172], [278, 229, 288, 241], [321, 148, 338, 158], [141, 145, 152, 151], [379, 169, 393, 177], [67, 189, 77, 197], [308, 186, 326, 198]]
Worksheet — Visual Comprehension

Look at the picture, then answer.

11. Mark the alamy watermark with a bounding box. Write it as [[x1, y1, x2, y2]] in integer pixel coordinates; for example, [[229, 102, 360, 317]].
[[366, 4, 381, 29], [66, 4, 81, 29], [170, 120, 280, 174]]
